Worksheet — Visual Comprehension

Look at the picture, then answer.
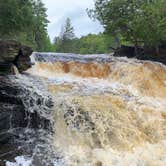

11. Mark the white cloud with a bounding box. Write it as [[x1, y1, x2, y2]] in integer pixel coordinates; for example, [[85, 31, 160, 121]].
[[42, 0, 103, 41]]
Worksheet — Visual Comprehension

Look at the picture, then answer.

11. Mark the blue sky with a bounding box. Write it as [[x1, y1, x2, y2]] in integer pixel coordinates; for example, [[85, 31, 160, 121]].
[[43, 0, 103, 41]]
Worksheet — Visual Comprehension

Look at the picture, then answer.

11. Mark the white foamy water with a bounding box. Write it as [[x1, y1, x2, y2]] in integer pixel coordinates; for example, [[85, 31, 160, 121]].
[[6, 53, 166, 166], [6, 156, 32, 166]]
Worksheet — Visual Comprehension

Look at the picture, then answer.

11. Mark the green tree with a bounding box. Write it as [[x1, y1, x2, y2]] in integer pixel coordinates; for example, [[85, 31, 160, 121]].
[[0, 0, 34, 37], [31, 0, 50, 51], [77, 34, 108, 54], [54, 32, 116, 54], [55, 18, 75, 52], [88, 0, 166, 54], [61, 18, 75, 40], [136, 0, 166, 53], [69, 33, 115, 54], [0, 0, 52, 52]]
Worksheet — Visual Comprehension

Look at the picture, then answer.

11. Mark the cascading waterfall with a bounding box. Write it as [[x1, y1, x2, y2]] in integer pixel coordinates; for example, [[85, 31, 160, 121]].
[[4, 52, 166, 166], [0, 74, 55, 166]]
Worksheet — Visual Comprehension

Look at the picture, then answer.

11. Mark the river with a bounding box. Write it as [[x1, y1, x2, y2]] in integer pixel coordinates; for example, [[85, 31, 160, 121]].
[[6, 53, 166, 166]]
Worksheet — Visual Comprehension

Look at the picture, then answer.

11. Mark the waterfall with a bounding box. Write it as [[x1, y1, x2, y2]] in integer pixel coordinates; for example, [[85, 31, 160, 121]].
[[0, 74, 54, 166], [3, 53, 166, 166]]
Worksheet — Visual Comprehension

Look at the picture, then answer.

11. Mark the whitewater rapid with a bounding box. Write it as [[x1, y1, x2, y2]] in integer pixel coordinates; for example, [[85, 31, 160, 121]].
[[7, 53, 166, 166]]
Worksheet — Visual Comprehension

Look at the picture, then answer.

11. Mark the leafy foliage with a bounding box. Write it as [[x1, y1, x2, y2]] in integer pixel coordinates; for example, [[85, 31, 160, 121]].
[[73, 33, 115, 54], [0, 0, 34, 36], [88, 0, 166, 50], [55, 18, 75, 53], [53, 18, 115, 54], [54, 32, 115, 54], [0, 0, 53, 52]]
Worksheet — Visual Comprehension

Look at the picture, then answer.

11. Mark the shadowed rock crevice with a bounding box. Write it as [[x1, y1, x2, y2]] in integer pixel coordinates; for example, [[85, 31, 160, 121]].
[[0, 40, 33, 74], [114, 45, 166, 65], [0, 75, 54, 165]]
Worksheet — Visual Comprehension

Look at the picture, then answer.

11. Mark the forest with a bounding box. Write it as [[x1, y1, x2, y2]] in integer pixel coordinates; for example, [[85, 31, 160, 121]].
[[0, 0, 165, 54]]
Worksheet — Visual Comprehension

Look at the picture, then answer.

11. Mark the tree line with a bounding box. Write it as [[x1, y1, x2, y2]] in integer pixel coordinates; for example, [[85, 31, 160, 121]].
[[88, 0, 166, 55], [1, 0, 165, 54], [53, 18, 116, 54], [53, 0, 166, 54], [0, 0, 53, 52], [1, 0, 110, 54]]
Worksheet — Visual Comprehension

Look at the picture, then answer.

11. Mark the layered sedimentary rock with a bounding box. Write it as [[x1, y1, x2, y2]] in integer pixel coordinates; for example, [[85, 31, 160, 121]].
[[0, 40, 33, 73], [0, 75, 54, 165]]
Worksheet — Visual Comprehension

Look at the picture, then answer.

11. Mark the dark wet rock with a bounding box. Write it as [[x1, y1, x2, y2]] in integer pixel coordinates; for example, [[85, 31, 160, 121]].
[[0, 75, 54, 163], [32, 52, 114, 64], [0, 40, 33, 73], [0, 132, 14, 144], [0, 75, 53, 134], [114, 45, 166, 65], [0, 40, 20, 62], [95, 161, 103, 166], [63, 106, 95, 132], [91, 132, 102, 148], [114, 45, 138, 58], [0, 144, 22, 166]]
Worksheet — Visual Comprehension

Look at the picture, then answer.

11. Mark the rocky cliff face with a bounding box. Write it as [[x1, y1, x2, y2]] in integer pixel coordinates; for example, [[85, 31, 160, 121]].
[[0, 40, 33, 73]]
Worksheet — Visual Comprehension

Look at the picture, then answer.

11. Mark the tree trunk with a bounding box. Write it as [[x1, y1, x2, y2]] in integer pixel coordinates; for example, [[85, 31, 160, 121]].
[[155, 45, 160, 56], [134, 40, 139, 57]]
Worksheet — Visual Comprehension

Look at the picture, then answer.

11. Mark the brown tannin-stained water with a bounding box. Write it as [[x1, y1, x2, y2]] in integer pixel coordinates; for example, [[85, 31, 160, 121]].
[[7, 53, 166, 166]]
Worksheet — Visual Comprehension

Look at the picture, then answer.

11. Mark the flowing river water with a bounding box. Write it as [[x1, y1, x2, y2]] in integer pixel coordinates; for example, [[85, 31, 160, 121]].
[[6, 53, 166, 166]]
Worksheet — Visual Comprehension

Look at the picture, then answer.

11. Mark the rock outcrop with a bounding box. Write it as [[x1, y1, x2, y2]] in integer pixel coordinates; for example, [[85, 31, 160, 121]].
[[0, 75, 54, 164], [0, 40, 56, 165], [114, 45, 166, 65], [0, 40, 33, 73]]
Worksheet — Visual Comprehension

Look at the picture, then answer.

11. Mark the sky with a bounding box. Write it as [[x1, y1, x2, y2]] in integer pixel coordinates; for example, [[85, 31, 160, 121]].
[[42, 0, 103, 41]]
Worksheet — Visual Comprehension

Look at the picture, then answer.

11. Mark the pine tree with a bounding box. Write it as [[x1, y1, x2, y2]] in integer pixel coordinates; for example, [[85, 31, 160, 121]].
[[32, 0, 49, 51], [88, 0, 166, 53], [61, 18, 75, 40], [57, 18, 75, 52], [0, 0, 52, 52]]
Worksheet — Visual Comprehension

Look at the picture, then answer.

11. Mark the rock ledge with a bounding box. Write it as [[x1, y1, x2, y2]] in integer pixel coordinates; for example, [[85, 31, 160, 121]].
[[0, 40, 33, 73]]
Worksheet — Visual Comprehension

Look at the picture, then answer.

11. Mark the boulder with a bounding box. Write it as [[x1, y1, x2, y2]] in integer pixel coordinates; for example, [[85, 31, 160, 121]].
[[114, 45, 144, 58], [0, 40, 33, 73], [114, 45, 166, 65]]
